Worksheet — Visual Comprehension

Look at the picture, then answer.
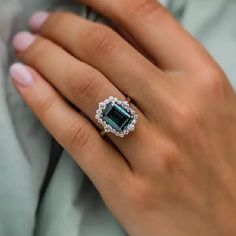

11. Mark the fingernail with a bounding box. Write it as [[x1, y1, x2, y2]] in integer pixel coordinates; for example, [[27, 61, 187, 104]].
[[12, 32, 35, 52], [10, 63, 34, 87], [29, 11, 49, 30]]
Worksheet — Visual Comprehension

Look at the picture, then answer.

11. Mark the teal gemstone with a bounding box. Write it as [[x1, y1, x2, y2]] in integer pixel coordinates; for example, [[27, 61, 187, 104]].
[[102, 102, 133, 132]]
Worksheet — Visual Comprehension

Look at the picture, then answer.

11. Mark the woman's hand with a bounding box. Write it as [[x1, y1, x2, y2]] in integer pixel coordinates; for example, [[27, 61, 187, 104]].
[[10, 1, 236, 235]]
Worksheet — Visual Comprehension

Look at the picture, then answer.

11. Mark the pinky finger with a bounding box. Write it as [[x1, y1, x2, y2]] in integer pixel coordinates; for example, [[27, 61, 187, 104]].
[[9, 63, 130, 195]]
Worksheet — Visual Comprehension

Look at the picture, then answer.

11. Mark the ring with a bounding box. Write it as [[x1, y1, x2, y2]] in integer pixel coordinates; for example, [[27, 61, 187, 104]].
[[95, 96, 138, 137]]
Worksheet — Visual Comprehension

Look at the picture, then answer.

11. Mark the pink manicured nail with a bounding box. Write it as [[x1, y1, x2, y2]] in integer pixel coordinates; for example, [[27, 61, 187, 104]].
[[12, 32, 35, 52], [10, 63, 34, 87], [29, 11, 49, 30]]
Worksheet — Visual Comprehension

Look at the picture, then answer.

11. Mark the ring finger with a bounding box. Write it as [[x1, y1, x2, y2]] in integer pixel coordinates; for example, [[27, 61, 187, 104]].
[[12, 32, 151, 170], [29, 11, 167, 113]]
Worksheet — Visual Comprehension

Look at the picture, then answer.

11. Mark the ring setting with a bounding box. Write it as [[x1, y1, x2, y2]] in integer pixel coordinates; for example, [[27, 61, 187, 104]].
[[95, 96, 138, 137]]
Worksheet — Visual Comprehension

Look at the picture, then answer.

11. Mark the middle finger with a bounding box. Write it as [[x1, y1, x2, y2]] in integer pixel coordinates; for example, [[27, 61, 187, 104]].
[[30, 11, 166, 112], [12, 32, 151, 170]]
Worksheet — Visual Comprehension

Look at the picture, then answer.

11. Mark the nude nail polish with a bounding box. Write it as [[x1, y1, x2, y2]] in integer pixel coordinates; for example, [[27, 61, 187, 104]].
[[12, 32, 35, 52], [29, 11, 49, 30], [10, 63, 34, 87]]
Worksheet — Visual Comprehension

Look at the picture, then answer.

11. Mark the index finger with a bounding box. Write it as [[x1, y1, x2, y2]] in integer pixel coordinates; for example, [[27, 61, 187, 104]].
[[80, 0, 214, 71]]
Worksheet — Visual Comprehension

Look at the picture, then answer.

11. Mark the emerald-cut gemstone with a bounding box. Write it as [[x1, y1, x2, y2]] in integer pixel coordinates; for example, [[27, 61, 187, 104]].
[[102, 102, 133, 132]]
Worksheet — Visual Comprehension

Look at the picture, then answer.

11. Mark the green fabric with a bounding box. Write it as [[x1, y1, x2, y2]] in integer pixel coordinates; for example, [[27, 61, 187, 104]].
[[0, 0, 235, 235]]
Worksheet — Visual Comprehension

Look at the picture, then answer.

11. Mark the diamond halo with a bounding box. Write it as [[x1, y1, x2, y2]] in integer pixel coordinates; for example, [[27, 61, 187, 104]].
[[95, 96, 138, 137]]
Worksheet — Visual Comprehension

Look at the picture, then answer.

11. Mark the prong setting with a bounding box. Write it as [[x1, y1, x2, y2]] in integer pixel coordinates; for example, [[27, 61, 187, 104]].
[[95, 96, 138, 137]]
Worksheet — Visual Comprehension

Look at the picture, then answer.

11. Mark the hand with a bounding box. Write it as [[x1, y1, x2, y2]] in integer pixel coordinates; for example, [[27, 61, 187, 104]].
[[10, 1, 236, 235]]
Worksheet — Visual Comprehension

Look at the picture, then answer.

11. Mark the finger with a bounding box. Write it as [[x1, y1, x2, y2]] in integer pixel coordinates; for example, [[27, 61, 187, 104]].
[[9, 63, 131, 196], [78, 0, 215, 71], [12, 32, 150, 170], [29, 11, 165, 111], [13, 32, 123, 118]]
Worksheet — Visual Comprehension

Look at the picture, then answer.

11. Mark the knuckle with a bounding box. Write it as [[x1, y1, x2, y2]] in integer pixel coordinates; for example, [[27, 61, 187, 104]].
[[198, 66, 230, 101], [127, 179, 156, 209], [66, 123, 92, 151], [160, 142, 181, 171], [85, 25, 118, 55], [125, 0, 162, 18], [37, 93, 58, 118], [68, 69, 104, 102], [173, 104, 203, 133], [162, 143, 183, 174]]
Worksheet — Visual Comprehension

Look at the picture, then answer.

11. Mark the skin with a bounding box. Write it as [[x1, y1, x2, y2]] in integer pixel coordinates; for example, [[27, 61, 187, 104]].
[[11, 0, 236, 235]]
